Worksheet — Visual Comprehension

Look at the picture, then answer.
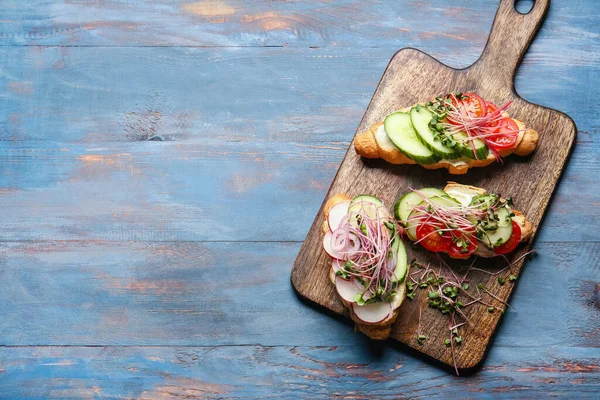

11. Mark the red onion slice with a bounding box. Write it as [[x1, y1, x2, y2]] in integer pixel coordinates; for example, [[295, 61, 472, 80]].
[[346, 232, 361, 253], [352, 301, 392, 324], [331, 228, 348, 252], [328, 201, 350, 232], [323, 231, 343, 259], [331, 229, 361, 257]]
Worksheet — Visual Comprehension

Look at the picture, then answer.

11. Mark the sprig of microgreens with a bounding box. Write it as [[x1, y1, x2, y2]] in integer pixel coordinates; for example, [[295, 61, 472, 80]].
[[407, 249, 535, 375], [405, 189, 514, 252], [472, 194, 517, 249], [406, 189, 483, 240], [332, 202, 403, 304], [415, 100, 457, 149], [424, 92, 521, 161]]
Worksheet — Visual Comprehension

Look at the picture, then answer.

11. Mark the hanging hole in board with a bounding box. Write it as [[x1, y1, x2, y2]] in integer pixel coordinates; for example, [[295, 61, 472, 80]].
[[514, 0, 535, 15]]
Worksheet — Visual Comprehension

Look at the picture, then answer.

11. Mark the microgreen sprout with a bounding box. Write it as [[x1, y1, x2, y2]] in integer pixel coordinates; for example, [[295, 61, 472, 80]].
[[403, 189, 514, 255], [426, 92, 522, 162], [407, 249, 532, 375], [330, 201, 402, 304]]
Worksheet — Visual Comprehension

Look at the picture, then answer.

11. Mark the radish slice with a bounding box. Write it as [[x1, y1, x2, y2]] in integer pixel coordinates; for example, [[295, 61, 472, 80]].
[[328, 201, 350, 232], [335, 277, 364, 303], [335, 277, 359, 302], [332, 259, 344, 274], [323, 231, 343, 259], [352, 301, 392, 324]]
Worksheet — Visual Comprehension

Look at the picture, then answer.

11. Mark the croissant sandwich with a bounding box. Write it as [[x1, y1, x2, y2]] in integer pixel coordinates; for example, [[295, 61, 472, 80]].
[[320, 183, 533, 339], [354, 92, 539, 174]]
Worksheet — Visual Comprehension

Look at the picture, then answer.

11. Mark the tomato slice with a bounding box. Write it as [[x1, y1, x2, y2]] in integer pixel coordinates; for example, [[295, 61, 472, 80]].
[[461, 93, 487, 119], [487, 118, 519, 150], [444, 94, 463, 126], [486, 102, 498, 114], [494, 221, 522, 255], [485, 102, 500, 127], [416, 223, 451, 253], [445, 93, 487, 126], [448, 234, 477, 259]]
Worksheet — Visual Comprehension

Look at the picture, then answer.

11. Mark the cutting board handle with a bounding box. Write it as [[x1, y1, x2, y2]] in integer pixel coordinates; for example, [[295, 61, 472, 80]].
[[473, 0, 550, 87]]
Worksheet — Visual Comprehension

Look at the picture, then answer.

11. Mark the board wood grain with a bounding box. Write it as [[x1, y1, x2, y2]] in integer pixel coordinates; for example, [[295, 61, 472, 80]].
[[291, 0, 577, 370]]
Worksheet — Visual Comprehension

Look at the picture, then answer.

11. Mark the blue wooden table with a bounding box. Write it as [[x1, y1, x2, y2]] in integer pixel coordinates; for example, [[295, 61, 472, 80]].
[[0, 1, 598, 398]]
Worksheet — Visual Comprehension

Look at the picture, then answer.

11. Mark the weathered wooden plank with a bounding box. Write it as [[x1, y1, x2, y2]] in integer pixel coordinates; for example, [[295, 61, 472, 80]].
[[0, 141, 338, 242], [0, 47, 597, 244], [0, 45, 597, 144], [0, 140, 597, 242], [0, 0, 502, 49], [0, 0, 594, 394], [0, 0, 596, 75], [0, 46, 382, 143], [0, 241, 597, 348], [0, 345, 598, 399]]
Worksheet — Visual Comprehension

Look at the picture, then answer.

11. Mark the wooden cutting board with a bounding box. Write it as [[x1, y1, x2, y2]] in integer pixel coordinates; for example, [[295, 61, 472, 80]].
[[291, 0, 576, 371]]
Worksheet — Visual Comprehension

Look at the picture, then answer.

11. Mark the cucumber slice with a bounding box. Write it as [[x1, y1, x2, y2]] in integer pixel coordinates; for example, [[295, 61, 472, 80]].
[[391, 236, 408, 283], [405, 196, 460, 241], [469, 194, 499, 209], [410, 106, 459, 159], [419, 188, 449, 197], [473, 206, 512, 235], [470, 194, 514, 247], [453, 131, 489, 159], [348, 195, 385, 220], [384, 112, 439, 165], [349, 195, 382, 211], [394, 188, 448, 226], [480, 220, 513, 248], [495, 207, 512, 226], [350, 195, 382, 206]]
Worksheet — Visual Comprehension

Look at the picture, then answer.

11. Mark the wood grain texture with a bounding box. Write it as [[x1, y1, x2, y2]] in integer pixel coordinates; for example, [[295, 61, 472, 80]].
[[0, 0, 598, 396], [0, 0, 506, 48], [0, 241, 598, 348], [0, 43, 597, 242], [0, 140, 597, 243], [1, 345, 599, 399], [292, 0, 577, 370], [0, 43, 596, 145], [0, 0, 596, 65]]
